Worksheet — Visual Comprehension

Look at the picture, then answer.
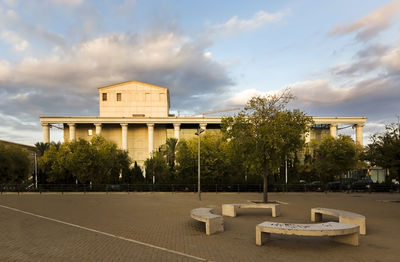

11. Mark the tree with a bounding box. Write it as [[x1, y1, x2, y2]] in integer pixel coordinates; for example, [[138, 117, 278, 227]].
[[121, 161, 144, 184], [144, 151, 170, 183], [174, 133, 232, 184], [363, 123, 400, 183], [160, 137, 178, 170], [175, 139, 197, 183], [34, 142, 51, 157], [222, 90, 313, 202], [38, 136, 131, 184], [312, 135, 362, 185], [0, 142, 31, 184]]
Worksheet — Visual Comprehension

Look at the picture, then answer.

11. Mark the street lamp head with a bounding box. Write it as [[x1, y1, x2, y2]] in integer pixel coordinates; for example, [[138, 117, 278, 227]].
[[195, 128, 205, 136]]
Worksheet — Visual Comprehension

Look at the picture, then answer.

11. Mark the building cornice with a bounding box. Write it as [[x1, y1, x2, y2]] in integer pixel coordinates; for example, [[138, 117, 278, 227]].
[[98, 80, 168, 90], [312, 117, 367, 125], [39, 116, 367, 125], [39, 116, 223, 125]]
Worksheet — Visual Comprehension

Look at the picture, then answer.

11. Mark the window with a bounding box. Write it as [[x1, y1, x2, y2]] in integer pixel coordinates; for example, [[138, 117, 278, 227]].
[[117, 93, 121, 101], [88, 129, 93, 136], [102, 93, 107, 101]]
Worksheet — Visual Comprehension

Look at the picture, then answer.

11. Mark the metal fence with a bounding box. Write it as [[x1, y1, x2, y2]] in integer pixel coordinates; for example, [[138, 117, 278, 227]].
[[0, 183, 398, 193]]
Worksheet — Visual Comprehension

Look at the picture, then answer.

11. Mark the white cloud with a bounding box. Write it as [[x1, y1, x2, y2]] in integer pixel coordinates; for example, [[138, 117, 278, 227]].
[[0, 30, 232, 115], [228, 88, 262, 106], [49, 0, 82, 6], [203, 51, 212, 59], [2, 0, 19, 7], [381, 46, 400, 71], [212, 10, 285, 35], [329, 0, 400, 41], [286, 79, 351, 105], [0, 60, 11, 80], [0, 30, 29, 51]]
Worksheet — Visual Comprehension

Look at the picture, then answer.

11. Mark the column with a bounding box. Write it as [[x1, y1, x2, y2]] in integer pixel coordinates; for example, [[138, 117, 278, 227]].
[[94, 123, 102, 135], [68, 123, 76, 141], [173, 123, 180, 140], [147, 123, 154, 156], [329, 124, 337, 138], [121, 124, 128, 150], [355, 124, 364, 146], [42, 123, 50, 143]]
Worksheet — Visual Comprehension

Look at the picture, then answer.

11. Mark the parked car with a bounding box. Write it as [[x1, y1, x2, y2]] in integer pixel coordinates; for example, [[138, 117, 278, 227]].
[[326, 180, 341, 191], [351, 178, 373, 192], [309, 181, 322, 192]]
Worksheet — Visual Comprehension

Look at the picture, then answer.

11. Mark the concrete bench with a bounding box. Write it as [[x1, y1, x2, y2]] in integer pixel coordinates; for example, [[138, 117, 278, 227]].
[[311, 207, 366, 235], [222, 203, 280, 217], [256, 221, 359, 246], [190, 208, 224, 235]]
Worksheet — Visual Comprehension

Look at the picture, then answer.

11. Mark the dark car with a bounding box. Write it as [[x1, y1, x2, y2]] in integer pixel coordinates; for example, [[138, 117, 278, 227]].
[[326, 180, 341, 191], [309, 181, 322, 192], [351, 178, 373, 192]]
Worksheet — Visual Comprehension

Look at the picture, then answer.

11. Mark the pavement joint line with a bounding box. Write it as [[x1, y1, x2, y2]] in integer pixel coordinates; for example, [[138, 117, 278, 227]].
[[0, 204, 209, 262]]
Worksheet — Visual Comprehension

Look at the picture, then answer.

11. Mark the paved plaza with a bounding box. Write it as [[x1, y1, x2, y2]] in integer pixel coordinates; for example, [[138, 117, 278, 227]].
[[0, 192, 399, 261]]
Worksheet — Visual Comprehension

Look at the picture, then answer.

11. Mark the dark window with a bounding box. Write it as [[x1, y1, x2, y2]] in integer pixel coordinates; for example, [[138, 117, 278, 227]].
[[102, 93, 107, 101], [117, 93, 121, 101]]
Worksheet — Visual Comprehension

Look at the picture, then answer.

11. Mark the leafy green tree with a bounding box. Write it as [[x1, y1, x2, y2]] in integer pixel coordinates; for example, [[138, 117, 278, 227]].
[[363, 123, 400, 182], [174, 133, 233, 184], [312, 135, 362, 184], [175, 139, 197, 183], [222, 90, 313, 202], [38, 136, 131, 184], [160, 138, 178, 170], [198, 133, 230, 184], [144, 151, 170, 183], [0, 142, 31, 184], [121, 161, 144, 183], [132, 161, 145, 182], [34, 142, 50, 157]]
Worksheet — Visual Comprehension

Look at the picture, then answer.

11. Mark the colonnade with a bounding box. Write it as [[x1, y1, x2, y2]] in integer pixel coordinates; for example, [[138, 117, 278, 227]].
[[41, 120, 365, 156], [304, 123, 364, 146], [329, 123, 364, 146], [41, 122, 208, 157]]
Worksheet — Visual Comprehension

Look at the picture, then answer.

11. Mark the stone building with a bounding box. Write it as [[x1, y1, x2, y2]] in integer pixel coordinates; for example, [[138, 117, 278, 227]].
[[39, 81, 366, 166]]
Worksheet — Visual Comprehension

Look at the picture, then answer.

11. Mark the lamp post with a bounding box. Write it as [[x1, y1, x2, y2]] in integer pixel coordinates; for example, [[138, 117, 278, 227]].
[[31, 152, 38, 189], [285, 156, 288, 192], [195, 127, 205, 200]]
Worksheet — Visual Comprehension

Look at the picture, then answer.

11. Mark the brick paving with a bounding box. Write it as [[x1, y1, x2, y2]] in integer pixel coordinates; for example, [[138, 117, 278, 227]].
[[0, 192, 399, 261]]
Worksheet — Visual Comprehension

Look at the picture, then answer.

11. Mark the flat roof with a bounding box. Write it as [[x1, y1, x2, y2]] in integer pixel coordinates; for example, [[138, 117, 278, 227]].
[[98, 80, 168, 90]]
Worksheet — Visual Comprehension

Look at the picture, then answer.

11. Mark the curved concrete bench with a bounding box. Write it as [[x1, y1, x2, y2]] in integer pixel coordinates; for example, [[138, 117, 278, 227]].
[[311, 207, 366, 235], [256, 221, 359, 246], [191, 208, 224, 235], [222, 203, 280, 217]]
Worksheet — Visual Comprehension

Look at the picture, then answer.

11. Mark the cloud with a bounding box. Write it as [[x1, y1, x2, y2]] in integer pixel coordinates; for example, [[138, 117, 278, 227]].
[[0, 7, 67, 50], [0, 60, 11, 80], [211, 10, 285, 36], [329, 0, 400, 41], [115, 0, 136, 16], [331, 44, 393, 77], [228, 88, 262, 106], [0, 30, 29, 51], [49, 0, 83, 7], [381, 46, 400, 72], [0, 30, 233, 143], [2, 32, 232, 97]]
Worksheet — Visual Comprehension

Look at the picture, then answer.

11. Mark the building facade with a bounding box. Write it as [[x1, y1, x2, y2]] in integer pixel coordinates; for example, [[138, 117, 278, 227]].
[[39, 81, 367, 166]]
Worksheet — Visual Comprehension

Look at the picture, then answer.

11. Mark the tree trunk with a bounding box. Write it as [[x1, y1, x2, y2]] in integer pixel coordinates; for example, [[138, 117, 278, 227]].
[[263, 162, 268, 203]]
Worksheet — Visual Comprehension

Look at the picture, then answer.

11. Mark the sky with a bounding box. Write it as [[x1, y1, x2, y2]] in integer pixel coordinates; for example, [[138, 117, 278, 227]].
[[1, 0, 400, 145]]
